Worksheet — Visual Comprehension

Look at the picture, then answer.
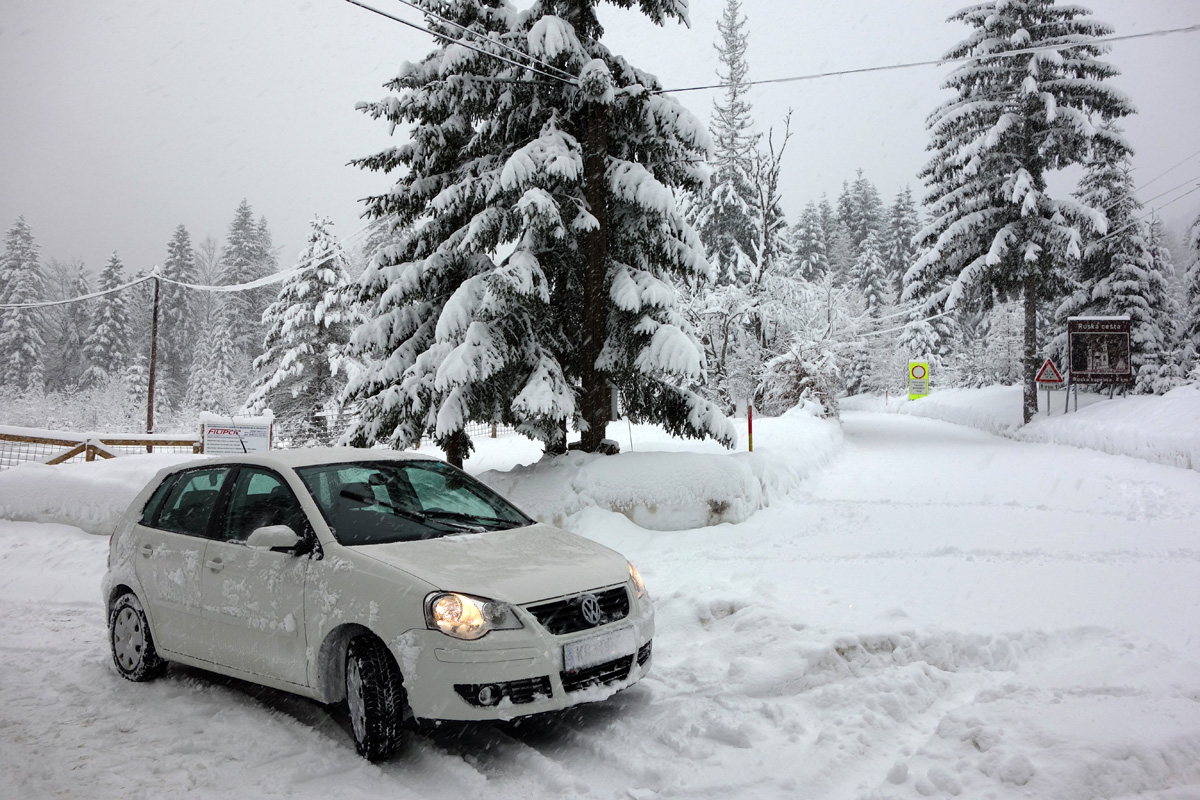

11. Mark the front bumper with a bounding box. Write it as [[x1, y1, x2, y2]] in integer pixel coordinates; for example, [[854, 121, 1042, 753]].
[[395, 588, 654, 721]]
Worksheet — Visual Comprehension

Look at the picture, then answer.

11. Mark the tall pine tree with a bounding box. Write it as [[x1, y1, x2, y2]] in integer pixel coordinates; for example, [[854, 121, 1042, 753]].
[[0, 216, 47, 390], [345, 0, 733, 461], [1058, 127, 1179, 392], [218, 200, 275, 355], [693, 0, 759, 285], [247, 216, 358, 443], [82, 252, 132, 385], [908, 0, 1134, 423], [790, 201, 829, 281], [1184, 211, 1200, 375], [883, 186, 920, 296], [160, 224, 200, 408]]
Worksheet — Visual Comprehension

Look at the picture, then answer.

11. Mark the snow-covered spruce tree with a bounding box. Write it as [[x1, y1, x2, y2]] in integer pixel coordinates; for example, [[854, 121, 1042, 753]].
[[1137, 217, 1185, 393], [1056, 128, 1179, 393], [81, 252, 132, 386], [159, 225, 200, 408], [790, 201, 829, 280], [1183, 211, 1200, 376], [908, 0, 1134, 423], [41, 260, 91, 392], [218, 200, 275, 356], [345, 0, 733, 461], [839, 169, 885, 257], [883, 186, 920, 296], [246, 216, 358, 444], [0, 216, 47, 390], [854, 230, 889, 316], [692, 0, 759, 286], [185, 303, 244, 414]]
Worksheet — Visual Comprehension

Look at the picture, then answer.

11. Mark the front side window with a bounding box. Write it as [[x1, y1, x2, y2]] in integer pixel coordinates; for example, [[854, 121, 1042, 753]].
[[221, 468, 308, 542], [296, 460, 531, 546], [154, 467, 230, 537]]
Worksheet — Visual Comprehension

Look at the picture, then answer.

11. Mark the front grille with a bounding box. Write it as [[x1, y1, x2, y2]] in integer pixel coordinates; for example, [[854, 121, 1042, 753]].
[[561, 655, 633, 693], [454, 675, 553, 707], [527, 586, 630, 635], [637, 639, 652, 666]]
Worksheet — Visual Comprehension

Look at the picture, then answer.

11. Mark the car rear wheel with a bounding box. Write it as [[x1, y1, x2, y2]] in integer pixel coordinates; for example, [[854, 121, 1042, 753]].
[[109, 593, 167, 681], [345, 635, 406, 761]]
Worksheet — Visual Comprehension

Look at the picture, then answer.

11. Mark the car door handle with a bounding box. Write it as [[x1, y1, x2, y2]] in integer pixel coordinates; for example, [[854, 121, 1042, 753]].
[[140, 544, 153, 558], [205, 558, 224, 572]]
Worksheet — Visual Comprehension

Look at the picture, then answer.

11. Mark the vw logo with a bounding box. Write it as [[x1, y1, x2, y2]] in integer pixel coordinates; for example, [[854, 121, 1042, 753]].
[[579, 593, 603, 626]]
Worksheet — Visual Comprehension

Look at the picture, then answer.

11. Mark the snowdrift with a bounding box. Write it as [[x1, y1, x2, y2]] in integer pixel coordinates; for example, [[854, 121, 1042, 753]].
[[0, 407, 843, 535], [844, 383, 1200, 471]]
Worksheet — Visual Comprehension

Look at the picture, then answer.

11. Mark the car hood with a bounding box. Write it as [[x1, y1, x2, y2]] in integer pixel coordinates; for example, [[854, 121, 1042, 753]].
[[350, 523, 630, 605]]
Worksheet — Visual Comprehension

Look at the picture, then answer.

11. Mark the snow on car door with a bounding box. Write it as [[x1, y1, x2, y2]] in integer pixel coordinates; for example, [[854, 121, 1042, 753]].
[[134, 467, 229, 657], [200, 467, 310, 686]]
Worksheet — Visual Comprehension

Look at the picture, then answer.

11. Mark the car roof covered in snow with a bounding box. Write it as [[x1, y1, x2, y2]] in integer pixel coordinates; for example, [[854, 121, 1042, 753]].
[[165, 447, 437, 473]]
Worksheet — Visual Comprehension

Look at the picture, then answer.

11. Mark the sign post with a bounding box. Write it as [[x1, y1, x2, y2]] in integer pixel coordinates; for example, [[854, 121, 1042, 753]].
[[1066, 316, 1133, 412], [908, 362, 930, 400], [1034, 358, 1064, 416]]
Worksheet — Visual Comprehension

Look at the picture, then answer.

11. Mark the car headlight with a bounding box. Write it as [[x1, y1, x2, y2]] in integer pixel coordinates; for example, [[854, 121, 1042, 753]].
[[628, 562, 647, 599], [425, 592, 523, 640]]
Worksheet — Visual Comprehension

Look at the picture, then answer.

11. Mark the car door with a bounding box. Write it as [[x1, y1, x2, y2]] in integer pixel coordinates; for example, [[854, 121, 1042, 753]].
[[133, 466, 230, 657], [200, 466, 310, 686]]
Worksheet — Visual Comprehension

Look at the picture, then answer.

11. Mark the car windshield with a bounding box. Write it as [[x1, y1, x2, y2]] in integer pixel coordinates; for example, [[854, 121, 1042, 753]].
[[295, 460, 532, 546]]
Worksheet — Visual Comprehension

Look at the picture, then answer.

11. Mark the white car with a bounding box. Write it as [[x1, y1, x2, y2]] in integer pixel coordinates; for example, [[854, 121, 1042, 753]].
[[102, 448, 653, 760]]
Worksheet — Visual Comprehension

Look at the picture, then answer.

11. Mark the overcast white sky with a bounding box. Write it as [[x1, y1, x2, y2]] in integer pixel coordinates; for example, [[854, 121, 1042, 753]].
[[2, 0, 1198, 277]]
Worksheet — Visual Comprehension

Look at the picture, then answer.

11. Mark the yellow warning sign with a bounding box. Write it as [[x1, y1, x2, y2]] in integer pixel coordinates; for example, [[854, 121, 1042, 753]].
[[908, 362, 930, 400]]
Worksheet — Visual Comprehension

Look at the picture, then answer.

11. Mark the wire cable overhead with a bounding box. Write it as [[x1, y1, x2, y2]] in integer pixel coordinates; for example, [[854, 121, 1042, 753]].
[[657, 22, 1200, 94]]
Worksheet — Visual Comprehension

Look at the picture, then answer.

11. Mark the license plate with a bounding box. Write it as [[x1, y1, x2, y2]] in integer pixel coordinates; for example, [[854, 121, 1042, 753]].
[[563, 627, 636, 673]]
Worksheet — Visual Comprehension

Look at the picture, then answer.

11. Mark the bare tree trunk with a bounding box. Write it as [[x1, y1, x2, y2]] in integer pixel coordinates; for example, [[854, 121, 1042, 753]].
[[1022, 273, 1039, 424], [579, 97, 610, 453]]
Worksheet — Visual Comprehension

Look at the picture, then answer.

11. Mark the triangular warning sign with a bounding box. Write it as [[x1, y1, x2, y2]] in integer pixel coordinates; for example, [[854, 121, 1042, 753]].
[[1035, 358, 1064, 384]]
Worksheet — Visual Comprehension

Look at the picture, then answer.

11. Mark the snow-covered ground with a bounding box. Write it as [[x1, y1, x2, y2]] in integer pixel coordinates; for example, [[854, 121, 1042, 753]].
[[2, 403, 1199, 799], [844, 383, 1200, 472]]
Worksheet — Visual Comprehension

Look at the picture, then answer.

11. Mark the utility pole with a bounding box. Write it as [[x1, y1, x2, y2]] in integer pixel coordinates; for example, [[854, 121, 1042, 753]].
[[146, 274, 160, 439]]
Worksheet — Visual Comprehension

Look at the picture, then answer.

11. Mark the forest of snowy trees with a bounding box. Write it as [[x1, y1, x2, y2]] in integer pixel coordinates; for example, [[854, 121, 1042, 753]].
[[2, 0, 1199, 457]]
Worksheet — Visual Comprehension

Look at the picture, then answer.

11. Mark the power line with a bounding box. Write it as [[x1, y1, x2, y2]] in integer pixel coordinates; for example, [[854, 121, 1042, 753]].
[[387, 0, 578, 84], [657, 22, 1200, 95], [0, 219, 378, 310], [1089, 181, 1200, 248], [857, 308, 957, 340], [341, 0, 577, 86], [1134, 147, 1200, 194]]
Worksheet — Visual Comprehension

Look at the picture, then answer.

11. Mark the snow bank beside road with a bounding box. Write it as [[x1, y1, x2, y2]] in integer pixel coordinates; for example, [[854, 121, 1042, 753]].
[[478, 406, 843, 530], [0, 407, 843, 535], [0, 454, 191, 535], [844, 383, 1200, 471]]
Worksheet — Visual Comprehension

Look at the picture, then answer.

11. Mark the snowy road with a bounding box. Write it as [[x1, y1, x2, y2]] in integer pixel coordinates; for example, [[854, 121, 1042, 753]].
[[2, 412, 1199, 799]]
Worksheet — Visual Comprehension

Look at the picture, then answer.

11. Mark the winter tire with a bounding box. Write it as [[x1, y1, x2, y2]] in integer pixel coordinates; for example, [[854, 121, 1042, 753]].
[[109, 592, 166, 681], [345, 635, 406, 761]]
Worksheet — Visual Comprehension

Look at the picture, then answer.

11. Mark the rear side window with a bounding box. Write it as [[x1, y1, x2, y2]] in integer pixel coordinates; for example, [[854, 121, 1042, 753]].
[[139, 476, 176, 526], [154, 467, 230, 538]]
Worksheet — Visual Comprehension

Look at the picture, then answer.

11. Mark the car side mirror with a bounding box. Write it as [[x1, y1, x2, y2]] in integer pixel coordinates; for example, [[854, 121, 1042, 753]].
[[246, 525, 302, 553]]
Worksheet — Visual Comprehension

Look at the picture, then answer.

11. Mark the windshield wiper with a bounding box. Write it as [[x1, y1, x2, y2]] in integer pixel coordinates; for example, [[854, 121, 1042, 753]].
[[422, 510, 519, 529], [339, 489, 427, 523]]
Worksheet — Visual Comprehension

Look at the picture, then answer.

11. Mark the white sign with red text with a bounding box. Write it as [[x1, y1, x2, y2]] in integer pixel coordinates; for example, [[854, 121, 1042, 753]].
[[200, 414, 273, 454]]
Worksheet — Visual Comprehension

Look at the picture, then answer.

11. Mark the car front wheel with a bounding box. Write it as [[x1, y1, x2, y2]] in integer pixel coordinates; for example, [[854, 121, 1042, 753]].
[[109, 592, 167, 681], [345, 635, 406, 761]]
